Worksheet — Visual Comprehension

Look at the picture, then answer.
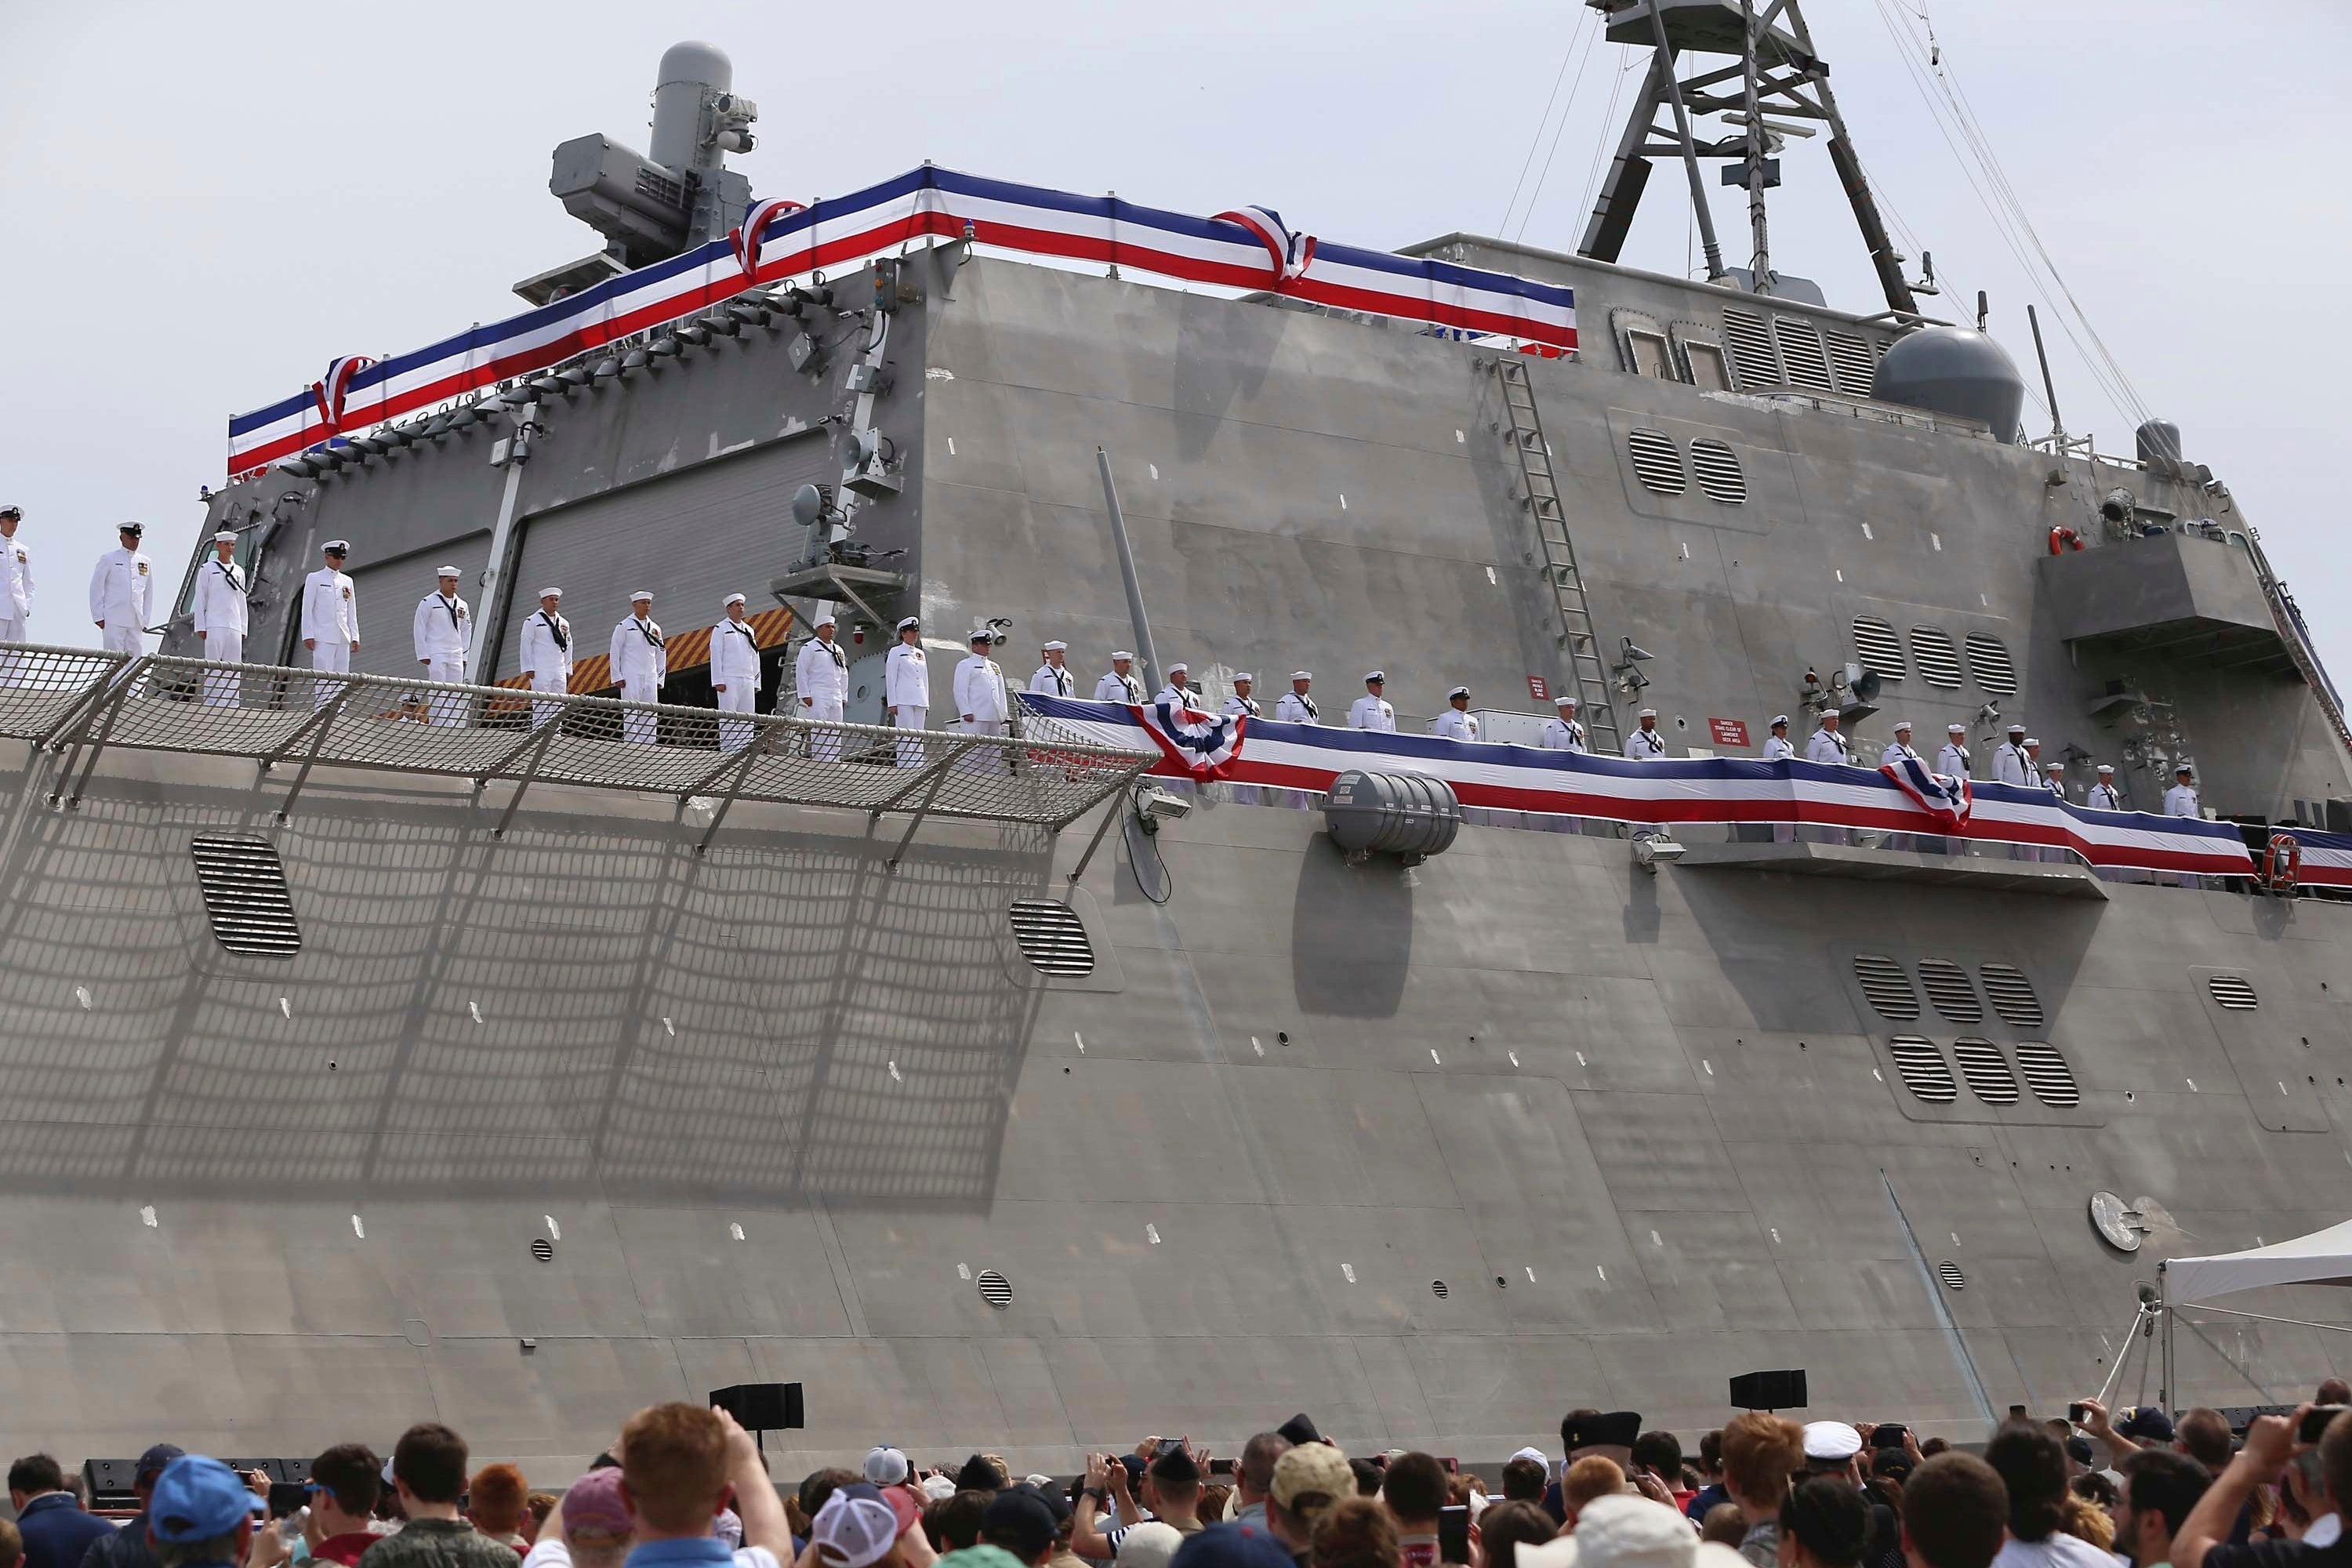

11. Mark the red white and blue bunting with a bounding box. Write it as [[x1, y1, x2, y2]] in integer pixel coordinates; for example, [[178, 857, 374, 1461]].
[[227, 165, 1577, 477], [1023, 695, 2263, 878], [1881, 754, 1973, 829]]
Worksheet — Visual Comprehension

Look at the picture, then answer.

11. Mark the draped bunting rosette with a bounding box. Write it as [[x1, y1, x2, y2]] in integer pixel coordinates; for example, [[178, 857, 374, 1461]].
[[309, 355, 376, 438], [1879, 756, 1973, 828], [1133, 701, 1246, 779]]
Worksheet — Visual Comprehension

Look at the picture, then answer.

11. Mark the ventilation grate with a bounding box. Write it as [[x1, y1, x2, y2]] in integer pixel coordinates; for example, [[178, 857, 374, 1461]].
[[2014, 1042, 2080, 1107], [1824, 329, 1878, 396], [188, 833, 302, 959], [2208, 974, 2259, 1011], [1918, 959, 1984, 1023], [976, 1269, 1013, 1308], [1721, 307, 1779, 389], [1910, 626, 1965, 688], [1852, 616, 1907, 681], [1979, 964, 2045, 1029], [1689, 438, 1747, 504], [1964, 632, 2017, 695], [1774, 317, 1838, 394], [1854, 954, 1921, 1021], [1888, 1036, 1958, 1103], [530, 1237, 554, 1263], [1008, 900, 1094, 977], [1952, 1038, 2020, 1105], [1937, 1261, 1965, 1290], [1431, 1279, 1449, 1300], [1626, 429, 1687, 495]]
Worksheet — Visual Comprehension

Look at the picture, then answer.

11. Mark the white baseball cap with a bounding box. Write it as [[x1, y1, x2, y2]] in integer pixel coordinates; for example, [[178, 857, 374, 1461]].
[[863, 1446, 909, 1487], [810, 1491, 899, 1568]]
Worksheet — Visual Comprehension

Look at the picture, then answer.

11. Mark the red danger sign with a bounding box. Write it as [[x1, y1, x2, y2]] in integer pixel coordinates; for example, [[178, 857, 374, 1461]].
[[1527, 675, 1550, 702], [1709, 717, 1751, 747]]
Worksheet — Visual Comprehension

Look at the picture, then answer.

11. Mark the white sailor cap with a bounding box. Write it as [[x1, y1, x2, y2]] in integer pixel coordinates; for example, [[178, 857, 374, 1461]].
[[212, 530, 238, 543], [322, 539, 348, 553], [436, 564, 460, 578], [1639, 707, 1657, 719], [1802, 1421, 1864, 1463], [1364, 670, 1386, 683], [1559, 694, 1583, 708], [1290, 670, 1312, 681], [2006, 721, 2027, 733], [1447, 685, 1470, 700], [1112, 649, 1134, 661], [1041, 639, 1066, 651], [2024, 737, 2042, 748], [1769, 713, 1788, 726], [2097, 763, 2115, 774], [1234, 672, 1254, 683], [897, 616, 921, 632], [1948, 723, 1966, 733], [724, 593, 747, 608], [2044, 760, 2066, 771], [1893, 719, 1913, 731], [630, 589, 653, 602], [1167, 659, 1189, 672], [539, 586, 563, 599], [811, 605, 837, 625]]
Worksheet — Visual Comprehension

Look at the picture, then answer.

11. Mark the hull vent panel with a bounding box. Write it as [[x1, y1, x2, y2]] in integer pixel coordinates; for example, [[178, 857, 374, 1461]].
[[1889, 1036, 1958, 1103], [1855, 954, 1921, 1020], [2209, 975, 2259, 1010], [1965, 632, 2018, 694], [1911, 626, 1965, 688], [1918, 958, 1984, 1023], [1953, 1037, 2020, 1105], [2015, 1042, 2081, 1107], [189, 833, 302, 960], [1980, 964, 2045, 1028], [1627, 428, 1688, 495], [1009, 900, 1094, 977], [1690, 438, 1747, 504]]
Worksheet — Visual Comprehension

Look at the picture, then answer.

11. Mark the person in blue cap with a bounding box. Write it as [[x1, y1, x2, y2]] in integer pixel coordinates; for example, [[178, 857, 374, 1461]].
[[82, 1445, 187, 1568], [143, 1456, 256, 1568]]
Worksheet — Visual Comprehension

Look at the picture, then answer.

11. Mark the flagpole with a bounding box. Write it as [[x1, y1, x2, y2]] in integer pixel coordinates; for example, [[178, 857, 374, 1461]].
[[1096, 446, 1163, 696]]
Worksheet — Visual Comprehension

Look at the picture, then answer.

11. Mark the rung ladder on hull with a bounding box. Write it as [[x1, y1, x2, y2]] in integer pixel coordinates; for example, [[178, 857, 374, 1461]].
[[1491, 354, 1623, 756]]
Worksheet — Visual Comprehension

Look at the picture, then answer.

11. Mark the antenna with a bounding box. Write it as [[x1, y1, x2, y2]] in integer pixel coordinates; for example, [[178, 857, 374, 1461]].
[[2027, 303, 2066, 443]]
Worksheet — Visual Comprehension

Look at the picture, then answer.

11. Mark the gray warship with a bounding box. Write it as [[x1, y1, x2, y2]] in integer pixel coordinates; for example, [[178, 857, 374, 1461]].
[[9, 0, 2352, 1480]]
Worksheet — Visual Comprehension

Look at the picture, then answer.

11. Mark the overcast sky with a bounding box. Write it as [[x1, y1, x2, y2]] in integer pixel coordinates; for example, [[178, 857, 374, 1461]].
[[3, 2, 2347, 688]]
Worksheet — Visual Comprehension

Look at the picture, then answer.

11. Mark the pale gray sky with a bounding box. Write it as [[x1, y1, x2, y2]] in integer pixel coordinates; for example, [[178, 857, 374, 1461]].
[[3, 2, 2347, 685]]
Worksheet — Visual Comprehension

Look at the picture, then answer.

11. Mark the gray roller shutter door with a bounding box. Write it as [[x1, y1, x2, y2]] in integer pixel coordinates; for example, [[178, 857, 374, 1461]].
[[339, 531, 493, 683], [494, 433, 833, 684]]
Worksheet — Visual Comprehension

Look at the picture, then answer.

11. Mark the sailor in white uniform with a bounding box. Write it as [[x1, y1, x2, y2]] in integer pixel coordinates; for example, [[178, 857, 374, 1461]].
[[1029, 640, 1076, 698], [1879, 720, 1922, 768], [299, 539, 358, 706], [90, 521, 154, 659], [191, 531, 249, 706], [2165, 764, 2201, 818], [1432, 686, 1481, 742], [1542, 694, 1587, 753], [710, 593, 762, 753], [1992, 723, 2030, 786], [795, 605, 849, 760], [1348, 671, 1396, 732], [1936, 723, 1971, 780], [1806, 711, 1850, 765], [0, 506, 34, 648], [518, 588, 572, 731], [1626, 708, 1669, 760], [609, 590, 666, 745], [411, 566, 474, 727], [2088, 764, 2125, 811], [885, 615, 929, 766], [955, 629, 1010, 773], [1762, 714, 1798, 840], [1221, 673, 1261, 720], [1095, 651, 1144, 705], [1274, 672, 1319, 724], [1153, 659, 1200, 712]]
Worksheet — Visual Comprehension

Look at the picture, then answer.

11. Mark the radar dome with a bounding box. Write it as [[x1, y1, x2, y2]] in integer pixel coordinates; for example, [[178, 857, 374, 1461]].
[[1871, 327, 2026, 443]]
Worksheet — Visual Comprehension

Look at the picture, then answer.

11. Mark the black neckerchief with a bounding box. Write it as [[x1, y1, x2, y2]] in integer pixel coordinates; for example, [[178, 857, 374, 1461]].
[[540, 611, 569, 652], [1047, 665, 1069, 694], [725, 619, 753, 641], [634, 617, 663, 648], [214, 560, 243, 593], [1234, 695, 1259, 715], [816, 637, 844, 669], [1294, 692, 1317, 718]]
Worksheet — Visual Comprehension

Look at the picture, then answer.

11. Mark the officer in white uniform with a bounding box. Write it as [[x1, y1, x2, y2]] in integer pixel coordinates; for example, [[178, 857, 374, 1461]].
[[0, 506, 34, 646], [1879, 720, 1922, 768], [1542, 694, 1587, 753], [299, 539, 359, 706], [1348, 672, 1396, 732], [2087, 764, 2125, 810], [1222, 673, 1261, 720], [1029, 641, 1076, 698], [710, 593, 762, 753], [1762, 715, 1796, 761], [885, 615, 929, 766], [1095, 651, 1143, 704], [1275, 672, 1319, 724], [1626, 708, 1668, 759], [2040, 761, 2075, 866], [1154, 659, 1200, 712], [955, 629, 1010, 773], [609, 591, 666, 744], [519, 588, 572, 730], [795, 606, 849, 760], [2165, 764, 2201, 818], [1432, 686, 1481, 741], [411, 566, 474, 727], [1992, 723, 2030, 786], [1936, 723, 1971, 779], [90, 521, 155, 658], [191, 531, 249, 706]]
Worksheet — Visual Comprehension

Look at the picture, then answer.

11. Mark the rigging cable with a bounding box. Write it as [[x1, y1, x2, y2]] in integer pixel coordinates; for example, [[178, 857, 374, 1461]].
[[1495, 8, 1595, 237], [1513, 14, 1610, 245], [1564, 53, 1639, 249]]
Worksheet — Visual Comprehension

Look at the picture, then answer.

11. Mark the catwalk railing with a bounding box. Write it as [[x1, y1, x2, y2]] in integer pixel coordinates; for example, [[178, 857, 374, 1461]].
[[0, 645, 1155, 849]]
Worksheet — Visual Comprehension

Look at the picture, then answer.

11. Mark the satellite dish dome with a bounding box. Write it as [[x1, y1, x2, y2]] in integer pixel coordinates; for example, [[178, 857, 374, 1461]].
[[1871, 326, 2027, 443], [791, 483, 826, 528]]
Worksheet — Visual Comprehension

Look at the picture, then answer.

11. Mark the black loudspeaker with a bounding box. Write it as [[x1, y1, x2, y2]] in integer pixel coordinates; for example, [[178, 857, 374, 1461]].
[[82, 1460, 140, 1505], [710, 1382, 804, 1430], [1729, 1370, 1808, 1410]]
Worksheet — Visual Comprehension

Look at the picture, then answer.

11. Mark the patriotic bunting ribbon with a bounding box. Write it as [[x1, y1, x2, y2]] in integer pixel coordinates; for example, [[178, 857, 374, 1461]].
[[309, 355, 376, 437], [1880, 757, 1973, 828], [1134, 701, 1245, 777], [728, 196, 808, 281], [1213, 205, 1316, 284]]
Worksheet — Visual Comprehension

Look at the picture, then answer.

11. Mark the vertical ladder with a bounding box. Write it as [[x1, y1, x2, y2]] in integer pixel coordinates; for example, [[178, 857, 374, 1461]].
[[1490, 354, 1624, 756]]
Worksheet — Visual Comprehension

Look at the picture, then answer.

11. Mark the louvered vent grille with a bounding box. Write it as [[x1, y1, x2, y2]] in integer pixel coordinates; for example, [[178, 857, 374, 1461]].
[[1824, 329, 1878, 395], [1854, 954, 1921, 1020], [976, 1269, 1013, 1308], [2209, 975, 2259, 1011], [1952, 1038, 2020, 1105], [2014, 1042, 2081, 1107], [1689, 439, 1747, 503], [1775, 317, 1838, 393], [1979, 964, 2044, 1028], [1008, 900, 1094, 976], [1627, 429, 1687, 495], [1918, 959, 1984, 1022], [1853, 616, 1907, 681], [1911, 626, 1964, 688], [1888, 1036, 1958, 1103], [1937, 1261, 1965, 1290], [1722, 307, 1779, 389], [1965, 632, 2017, 694], [188, 833, 301, 959]]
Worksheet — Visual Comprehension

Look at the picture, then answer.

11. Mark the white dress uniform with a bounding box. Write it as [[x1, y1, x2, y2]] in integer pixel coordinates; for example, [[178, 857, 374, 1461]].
[[1029, 659, 1076, 698], [1095, 666, 1143, 703], [1348, 694, 1396, 731], [1762, 733, 1796, 761], [2088, 780, 2125, 810], [1627, 725, 1669, 760], [191, 554, 250, 706], [519, 604, 573, 729], [1936, 741, 1971, 779], [885, 637, 929, 767], [1221, 691, 1261, 720], [1432, 708, 1480, 741], [2165, 781, 2201, 818], [0, 529, 34, 644], [710, 613, 763, 753], [1881, 740, 1922, 768], [1806, 725, 1849, 765], [796, 632, 850, 760], [955, 648, 1010, 773], [90, 545, 154, 657], [1992, 739, 2030, 786], [1274, 691, 1319, 724], [1542, 714, 1588, 752], [609, 610, 667, 744], [412, 589, 474, 726], [300, 562, 359, 703], [1154, 681, 1201, 713]]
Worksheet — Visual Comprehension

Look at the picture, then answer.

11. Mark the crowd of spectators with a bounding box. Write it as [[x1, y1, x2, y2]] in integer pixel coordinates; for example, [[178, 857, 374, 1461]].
[[13, 1385, 2352, 1568]]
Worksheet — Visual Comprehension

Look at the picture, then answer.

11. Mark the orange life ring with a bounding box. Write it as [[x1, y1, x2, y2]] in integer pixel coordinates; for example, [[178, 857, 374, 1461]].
[[2263, 831, 2301, 893], [2049, 525, 2083, 555]]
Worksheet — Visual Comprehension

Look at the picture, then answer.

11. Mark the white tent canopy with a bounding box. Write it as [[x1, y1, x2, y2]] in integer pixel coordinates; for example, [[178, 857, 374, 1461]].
[[2165, 1219, 2352, 1305]]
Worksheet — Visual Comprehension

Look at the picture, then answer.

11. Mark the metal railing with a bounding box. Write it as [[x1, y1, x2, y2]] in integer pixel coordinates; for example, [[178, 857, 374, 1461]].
[[0, 644, 1155, 855]]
